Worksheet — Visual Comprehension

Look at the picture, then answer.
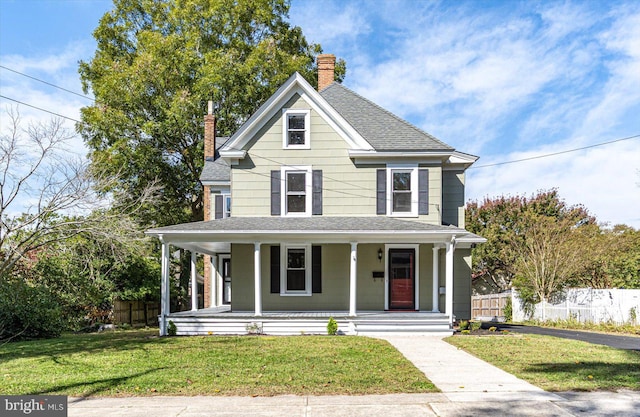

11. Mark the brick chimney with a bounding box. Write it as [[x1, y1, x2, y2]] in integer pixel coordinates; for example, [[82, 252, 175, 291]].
[[204, 100, 216, 161], [317, 54, 336, 91]]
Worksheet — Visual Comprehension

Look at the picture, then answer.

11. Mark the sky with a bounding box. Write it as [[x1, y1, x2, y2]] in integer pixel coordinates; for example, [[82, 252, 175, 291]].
[[1, 0, 639, 227]]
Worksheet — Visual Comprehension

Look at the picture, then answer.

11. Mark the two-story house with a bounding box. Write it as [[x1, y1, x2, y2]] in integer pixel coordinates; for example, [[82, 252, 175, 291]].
[[147, 55, 485, 336]]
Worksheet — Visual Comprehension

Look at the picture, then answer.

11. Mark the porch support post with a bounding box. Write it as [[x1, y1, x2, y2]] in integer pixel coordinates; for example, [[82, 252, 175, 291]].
[[445, 239, 455, 325], [432, 246, 440, 312], [349, 242, 358, 317], [190, 251, 198, 311], [254, 242, 262, 316], [210, 254, 218, 307], [160, 239, 170, 336]]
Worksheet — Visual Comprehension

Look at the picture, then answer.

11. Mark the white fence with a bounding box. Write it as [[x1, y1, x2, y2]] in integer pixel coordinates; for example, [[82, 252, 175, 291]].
[[512, 288, 640, 324]]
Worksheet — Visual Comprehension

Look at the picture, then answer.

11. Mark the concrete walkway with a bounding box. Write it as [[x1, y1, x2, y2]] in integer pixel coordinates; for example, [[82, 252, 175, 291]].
[[67, 335, 640, 416]]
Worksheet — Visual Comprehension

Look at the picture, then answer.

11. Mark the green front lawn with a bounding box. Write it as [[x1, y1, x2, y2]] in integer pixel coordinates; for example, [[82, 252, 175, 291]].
[[1, 330, 437, 396], [446, 334, 640, 391]]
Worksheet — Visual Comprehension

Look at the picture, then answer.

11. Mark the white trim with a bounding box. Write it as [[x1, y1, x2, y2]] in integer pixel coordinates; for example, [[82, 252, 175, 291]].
[[445, 239, 455, 325], [432, 246, 440, 312], [219, 73, 372, 161], [349, 242, 358, 316], [219, 254, 231, 305], [281, 165, 313, 217], [254, 242, 262, 316], [387, 165, 418, 217], [282, 108, 311, 149], [210, 254, 218, 307], [280, 243, 312, 296], [385, 244, 420, 311], [190, 251, 198, 311]]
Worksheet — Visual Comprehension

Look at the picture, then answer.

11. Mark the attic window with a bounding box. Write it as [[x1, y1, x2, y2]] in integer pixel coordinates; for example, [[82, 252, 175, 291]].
[[283, 109, 310, 149]]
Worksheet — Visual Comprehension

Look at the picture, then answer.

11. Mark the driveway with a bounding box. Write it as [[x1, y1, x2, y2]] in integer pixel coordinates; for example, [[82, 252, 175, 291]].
[[488, 323, 640, 350]]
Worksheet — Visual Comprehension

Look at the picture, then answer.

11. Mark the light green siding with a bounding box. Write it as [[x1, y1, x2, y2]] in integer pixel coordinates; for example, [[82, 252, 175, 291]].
[[442, 170, 465, 227], [453, 249, 472, 320], [231, 94, 443, 223], [356, 244, 386, 310], [418, 244, 435, 311]]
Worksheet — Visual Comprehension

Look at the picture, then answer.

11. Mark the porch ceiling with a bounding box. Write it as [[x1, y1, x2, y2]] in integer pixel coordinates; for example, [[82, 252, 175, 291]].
[[146, 217, 485, 255]]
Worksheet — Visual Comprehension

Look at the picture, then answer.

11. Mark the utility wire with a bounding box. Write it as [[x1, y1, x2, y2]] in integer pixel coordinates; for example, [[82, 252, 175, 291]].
[[0, 65, 95, 102], [0, 94, 82, 124], [470, 134, 640, 169]]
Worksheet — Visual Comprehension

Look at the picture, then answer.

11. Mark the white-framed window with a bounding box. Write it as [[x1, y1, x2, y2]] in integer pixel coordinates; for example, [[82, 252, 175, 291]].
[[281, 165, 312, 216], [387, 166, 418, 216], [281, 244, 311, 295], [282, 109, 310, 149], [223, 194, 231, 218]]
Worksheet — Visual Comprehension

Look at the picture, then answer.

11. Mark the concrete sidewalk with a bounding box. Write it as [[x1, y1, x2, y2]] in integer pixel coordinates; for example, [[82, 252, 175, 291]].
[[67, 335, 640, 416]]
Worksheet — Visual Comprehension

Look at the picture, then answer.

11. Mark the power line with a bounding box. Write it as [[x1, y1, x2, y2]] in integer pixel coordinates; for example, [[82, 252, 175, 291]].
[[0, 65, 95, 102], [470, 134, 640, 169], [0, 94, 82, 123]]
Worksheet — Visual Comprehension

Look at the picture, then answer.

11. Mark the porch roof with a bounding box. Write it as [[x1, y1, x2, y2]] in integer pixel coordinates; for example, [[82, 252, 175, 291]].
[[146, 217, 485, 255]]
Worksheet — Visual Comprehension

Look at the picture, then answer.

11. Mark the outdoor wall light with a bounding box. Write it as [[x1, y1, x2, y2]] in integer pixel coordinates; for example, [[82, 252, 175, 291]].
[[378, 248, 383, 262]]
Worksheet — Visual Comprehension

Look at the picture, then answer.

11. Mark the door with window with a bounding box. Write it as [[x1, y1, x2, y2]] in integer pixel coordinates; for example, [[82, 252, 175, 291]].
[[221, 256, 231, 305], [388, 249, 415, 310]]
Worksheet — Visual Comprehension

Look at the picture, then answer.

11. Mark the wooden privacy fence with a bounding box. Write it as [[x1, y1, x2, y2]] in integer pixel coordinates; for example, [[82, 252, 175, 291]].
[[471, 292, 511, 321], [113, 300, 160, 326]]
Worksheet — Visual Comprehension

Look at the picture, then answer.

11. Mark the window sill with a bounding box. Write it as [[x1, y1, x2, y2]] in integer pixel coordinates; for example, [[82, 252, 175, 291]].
[[389, 213, 419, 218], [279, 292, 313, 297]]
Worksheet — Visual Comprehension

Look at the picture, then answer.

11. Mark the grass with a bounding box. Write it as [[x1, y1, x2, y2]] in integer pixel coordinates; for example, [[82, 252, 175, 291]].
[[522, 319, 640, 336], [446, 334, 640, 391], [0, 330, 437, 397]]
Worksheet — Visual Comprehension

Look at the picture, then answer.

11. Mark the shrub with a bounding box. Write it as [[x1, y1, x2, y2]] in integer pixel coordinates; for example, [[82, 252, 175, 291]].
[[470, 321, 482, 331], [461, 330, 471, 335], [0, 278, 64, 341], [167, 320, 177, 336], [489, 326, 497, 332], [458, 320, 469, 330], [503, 297, 513, 322], [327, 317, 338, 335]]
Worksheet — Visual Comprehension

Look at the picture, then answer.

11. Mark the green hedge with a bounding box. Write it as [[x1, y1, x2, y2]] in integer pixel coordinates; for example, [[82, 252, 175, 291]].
[[0, 278, 64, 341]]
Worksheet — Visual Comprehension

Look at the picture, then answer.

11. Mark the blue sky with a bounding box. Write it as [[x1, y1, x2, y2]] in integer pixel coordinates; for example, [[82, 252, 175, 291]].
[[1, 0, 639, 227]]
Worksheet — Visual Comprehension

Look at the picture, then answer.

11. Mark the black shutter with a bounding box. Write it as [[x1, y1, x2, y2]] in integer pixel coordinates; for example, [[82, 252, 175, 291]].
[[418, 169, 429, 215], [270, 245, 280, 293], [312, 245, 321, 293], [271, 170, 281, 216], [376, 169, 386, 215], [214, 194, 223, 219], [312, 170, 322, 215]]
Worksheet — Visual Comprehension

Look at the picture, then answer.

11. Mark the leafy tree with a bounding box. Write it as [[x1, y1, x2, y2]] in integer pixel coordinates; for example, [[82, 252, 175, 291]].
[[466, 189, 594, 294], [79, 0, 345, 227]]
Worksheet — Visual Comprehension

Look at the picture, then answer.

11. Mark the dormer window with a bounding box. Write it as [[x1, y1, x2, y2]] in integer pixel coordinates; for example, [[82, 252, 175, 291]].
[[283, 109, 310, 149]]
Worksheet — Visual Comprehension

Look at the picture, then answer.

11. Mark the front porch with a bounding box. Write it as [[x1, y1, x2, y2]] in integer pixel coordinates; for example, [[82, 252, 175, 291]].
[[166, 306, 452, 336]]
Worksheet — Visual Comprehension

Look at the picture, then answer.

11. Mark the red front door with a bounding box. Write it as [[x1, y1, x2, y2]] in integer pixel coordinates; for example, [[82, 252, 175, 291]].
[[389, 249, 415, 310]]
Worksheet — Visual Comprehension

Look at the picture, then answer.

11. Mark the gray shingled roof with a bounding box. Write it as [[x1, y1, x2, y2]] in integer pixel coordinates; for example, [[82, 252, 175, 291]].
[[148, 216, 465, 233], [200, 137, 230, 182], [320, 83, 453, 152]]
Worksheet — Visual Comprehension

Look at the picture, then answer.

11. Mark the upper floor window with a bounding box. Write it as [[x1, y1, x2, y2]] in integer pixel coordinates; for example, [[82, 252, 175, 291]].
[[271, 167, 322, 217], [213, 192, 231, 219], [282, 109, 310, 149], [376, 166, 428, 217], [392, 170, 412, 213]]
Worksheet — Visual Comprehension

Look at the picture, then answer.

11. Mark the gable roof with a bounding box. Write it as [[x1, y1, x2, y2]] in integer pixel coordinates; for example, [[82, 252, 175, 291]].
[[320, 83, 454, 152], [219, 73, 373, 159]]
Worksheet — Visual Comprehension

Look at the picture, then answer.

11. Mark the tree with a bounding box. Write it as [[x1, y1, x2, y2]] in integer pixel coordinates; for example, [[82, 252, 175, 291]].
[[0, 109, 158, 279], [78, 0, 345, 227], [511, 212, 585, 307], [466, 190, 594, 294]]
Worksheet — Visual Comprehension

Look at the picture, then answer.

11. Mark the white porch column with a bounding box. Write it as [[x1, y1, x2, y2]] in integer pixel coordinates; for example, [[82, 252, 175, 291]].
[[349, 242, 358, 317], [210, 254, 218, 307], [445, 239, 455, 325], [254, 242, 262, 316], [190, 251, 198, 311], [432, 246, 440, 312], [160, 240, 170, 336]]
